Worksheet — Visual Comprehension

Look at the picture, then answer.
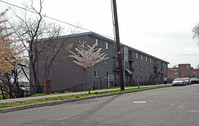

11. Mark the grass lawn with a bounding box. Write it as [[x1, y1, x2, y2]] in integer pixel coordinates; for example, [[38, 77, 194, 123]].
[[0, 84, 171, 109]]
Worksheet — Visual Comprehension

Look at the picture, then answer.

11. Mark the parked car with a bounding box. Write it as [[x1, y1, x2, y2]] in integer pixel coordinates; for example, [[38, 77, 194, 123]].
[[183, 78, 190, 85], [172, 78, 186, 86], [190, 78, 199, 84]]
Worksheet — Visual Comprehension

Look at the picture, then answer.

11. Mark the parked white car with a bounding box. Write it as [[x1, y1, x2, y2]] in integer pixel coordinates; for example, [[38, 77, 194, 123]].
[[183, 78, 190, 85], [172, 78, 186, 86]]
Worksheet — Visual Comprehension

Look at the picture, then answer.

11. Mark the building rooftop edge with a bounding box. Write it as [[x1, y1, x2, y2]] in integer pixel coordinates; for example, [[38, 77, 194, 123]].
[[34, 31, 170, 64], [84, 32, 169, 64]]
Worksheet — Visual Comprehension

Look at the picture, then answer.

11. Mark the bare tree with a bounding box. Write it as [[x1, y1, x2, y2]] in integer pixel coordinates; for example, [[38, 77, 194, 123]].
[[10, 0, 76, 94], [69, 41, 108, 93]]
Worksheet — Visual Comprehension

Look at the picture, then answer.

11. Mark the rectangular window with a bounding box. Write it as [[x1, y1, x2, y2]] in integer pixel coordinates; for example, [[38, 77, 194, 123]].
[[105, 42, 108, 49], [95, 38, 98, 46], [140, 65, 143, 70], [94, 71, 98, 78], [113, 48, 116, 57], [104, 59, 109, 64], [150, 58, 152, 63], [135, 64, 138, 69], [141, 55, 143, 60], [186, 64, 189, 70], [105, 72, 108, 78], [136, 53, 138, 58], [146, 56, 148, 61]]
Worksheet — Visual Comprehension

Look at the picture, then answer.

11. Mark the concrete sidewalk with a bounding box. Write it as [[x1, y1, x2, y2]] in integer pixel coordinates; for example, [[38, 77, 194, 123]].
[[0, 84, 169, 104], [0, 84, 171, 113], [0, 87, 133, 104]]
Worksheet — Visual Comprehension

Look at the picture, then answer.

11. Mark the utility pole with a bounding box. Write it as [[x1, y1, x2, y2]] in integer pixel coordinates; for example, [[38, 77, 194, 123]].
[[111, 0, 124, 90]]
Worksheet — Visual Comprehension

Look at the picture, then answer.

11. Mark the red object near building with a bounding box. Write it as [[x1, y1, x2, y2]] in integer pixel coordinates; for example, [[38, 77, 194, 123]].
[[43, 80, 51, 95]]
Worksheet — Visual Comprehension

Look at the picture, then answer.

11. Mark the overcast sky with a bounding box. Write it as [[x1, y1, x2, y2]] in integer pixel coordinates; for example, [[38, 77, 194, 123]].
[[1, 0, 199, 68]]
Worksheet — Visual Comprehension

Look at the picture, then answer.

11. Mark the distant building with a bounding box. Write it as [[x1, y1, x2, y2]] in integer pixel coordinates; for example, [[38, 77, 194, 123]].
[[30, 32, 169, 93], [168, 64, 199, 80]]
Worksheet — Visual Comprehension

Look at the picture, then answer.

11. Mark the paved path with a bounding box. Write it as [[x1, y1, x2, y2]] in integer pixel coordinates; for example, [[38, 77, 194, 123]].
[[0, 84, 168, 104]]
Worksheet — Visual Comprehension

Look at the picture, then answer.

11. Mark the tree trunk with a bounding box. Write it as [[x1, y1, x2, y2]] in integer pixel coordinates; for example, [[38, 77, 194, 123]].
[[0, 87, 6, 99]]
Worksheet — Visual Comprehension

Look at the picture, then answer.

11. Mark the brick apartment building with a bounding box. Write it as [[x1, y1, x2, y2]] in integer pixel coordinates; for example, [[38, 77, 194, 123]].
[[168, 64, 199, 80], [30, 32, 169, 93]]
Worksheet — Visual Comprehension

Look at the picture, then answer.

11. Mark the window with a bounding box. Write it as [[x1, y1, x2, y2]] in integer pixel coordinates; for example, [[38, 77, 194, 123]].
[[135, 75, 138, 80], [144, 66, 147, 71], [105, 72, 108, 78], [113, 48, 116, 57], [141, 55, 143, 60], [135, 64, 138, 69], [105, 42, 108, 49], [125, 61, 128, 68], [140, 65, 143, 70], [95, 38, 98, 46], [146, 56, 148, 61], [186, 64, 189, 70], [104, 59, 109, 64], [150, 58, 152, 63], [94, 71, 98, 78], [136, 53, 138, 58]]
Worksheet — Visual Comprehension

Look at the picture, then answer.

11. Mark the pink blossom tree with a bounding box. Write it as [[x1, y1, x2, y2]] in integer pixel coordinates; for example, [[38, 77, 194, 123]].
[[0, 10, 25, 98], [69, 41, 108, 93]]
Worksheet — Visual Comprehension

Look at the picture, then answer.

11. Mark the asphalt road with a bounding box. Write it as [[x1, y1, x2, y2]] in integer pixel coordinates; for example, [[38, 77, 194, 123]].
[[1, 84, 199, 126]]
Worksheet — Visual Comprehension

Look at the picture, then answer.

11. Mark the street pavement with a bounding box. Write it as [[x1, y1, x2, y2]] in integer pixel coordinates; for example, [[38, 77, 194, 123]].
[[0, 84, 199, 126]]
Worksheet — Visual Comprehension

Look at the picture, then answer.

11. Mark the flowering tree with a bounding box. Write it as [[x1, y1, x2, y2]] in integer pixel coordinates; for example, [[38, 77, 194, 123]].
[[70, 41, 108, 69], [0, 10, 25, 98], [0, 10, 24, 73], [69, 41, 108, 93]]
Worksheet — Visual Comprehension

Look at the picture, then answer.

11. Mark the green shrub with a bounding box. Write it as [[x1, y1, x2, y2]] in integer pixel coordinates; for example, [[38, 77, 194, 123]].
[[31, 93, 45, 97]]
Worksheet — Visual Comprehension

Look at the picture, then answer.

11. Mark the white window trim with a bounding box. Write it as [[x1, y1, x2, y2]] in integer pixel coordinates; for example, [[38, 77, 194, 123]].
[[94, 71, 98, 78], [95, 39, 98, 46], [105, 72, 108, 78], [136, 53, 138, 58], [105, 42, 108, 49]]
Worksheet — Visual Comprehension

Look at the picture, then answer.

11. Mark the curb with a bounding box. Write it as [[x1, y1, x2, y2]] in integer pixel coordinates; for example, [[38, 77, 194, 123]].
[[0, 85, 171, 113]]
